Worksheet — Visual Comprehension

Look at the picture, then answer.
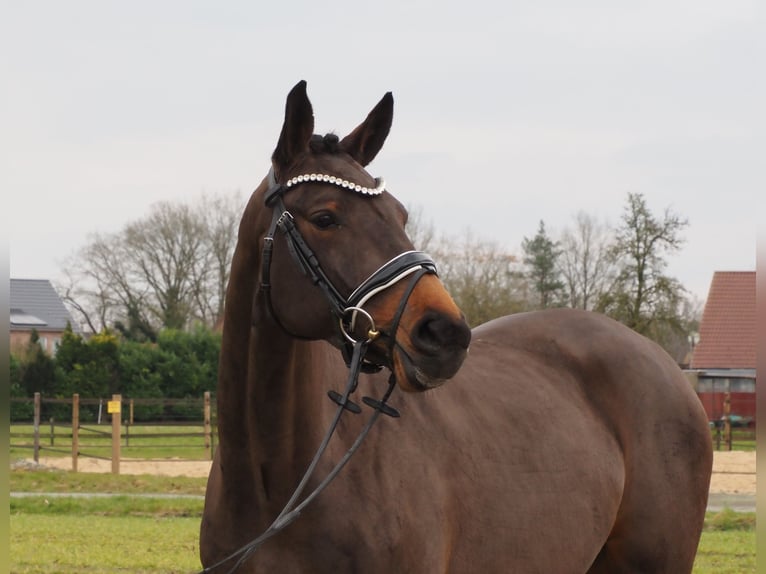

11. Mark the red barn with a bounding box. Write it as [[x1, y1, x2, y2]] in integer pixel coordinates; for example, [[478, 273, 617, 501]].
[[689, 271, 755, 423]]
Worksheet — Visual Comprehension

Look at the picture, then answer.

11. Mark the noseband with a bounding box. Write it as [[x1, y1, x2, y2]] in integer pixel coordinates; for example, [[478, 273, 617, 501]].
[[260, 167, 437, 370]]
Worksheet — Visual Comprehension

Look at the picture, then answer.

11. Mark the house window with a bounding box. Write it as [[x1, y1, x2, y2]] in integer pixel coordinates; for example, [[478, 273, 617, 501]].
[[730, 378, 755, 393], [38, 336, 48, 352], [697, 377, 755, 393]]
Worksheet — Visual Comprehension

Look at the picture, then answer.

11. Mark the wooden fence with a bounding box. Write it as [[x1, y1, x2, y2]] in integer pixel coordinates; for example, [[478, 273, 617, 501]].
[[10, 389, 752, 475], [10, 392, 215, 474], [705, 391, 756, 452]]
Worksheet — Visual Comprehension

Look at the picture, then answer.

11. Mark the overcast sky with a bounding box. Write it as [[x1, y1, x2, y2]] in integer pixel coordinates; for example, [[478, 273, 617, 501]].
[[3, 1, 762, 303]]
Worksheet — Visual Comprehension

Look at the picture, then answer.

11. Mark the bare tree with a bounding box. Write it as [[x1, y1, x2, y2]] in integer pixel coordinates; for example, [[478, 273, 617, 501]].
[[123, 201, 208, 330], [597, 192, 689, 338], [434, 231, 527, 327], [60, 231, 152, 334], [62, 191, 242, 334], [558, 212, 615, 310], [404, 204, 437, 253], [649, 294, 703, 366], [195, 192, 243, 325], [405, 210, 527, 326], [59, 268, 102, 334]]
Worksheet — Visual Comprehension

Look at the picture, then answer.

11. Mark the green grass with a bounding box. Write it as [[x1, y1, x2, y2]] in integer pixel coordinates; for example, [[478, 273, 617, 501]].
[[10, 424, 215, 460], [692, 508, 756, 573], [10, 469, 205, 573], [10, 467, 208, 496], [694, 531, 756, 573], [10, 495, 203, 517], [8, 469, 756, 573], [703, 507, 756, 531], [10, 509, 754, 573], [9, 514, 202, 573]]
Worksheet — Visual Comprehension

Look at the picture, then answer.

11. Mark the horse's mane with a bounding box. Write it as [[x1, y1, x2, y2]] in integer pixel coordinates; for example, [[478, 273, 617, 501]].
[[309, 133, 341, 154]]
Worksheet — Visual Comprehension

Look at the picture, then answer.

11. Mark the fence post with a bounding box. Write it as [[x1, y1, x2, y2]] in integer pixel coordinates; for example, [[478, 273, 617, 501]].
[[125, 399, 134, 447], [110, 394, 122, 475], [204, 391, 212, 460], [723, 392, 732, 451], [33, 392, 41, 463], [72, 394, 79, 472]]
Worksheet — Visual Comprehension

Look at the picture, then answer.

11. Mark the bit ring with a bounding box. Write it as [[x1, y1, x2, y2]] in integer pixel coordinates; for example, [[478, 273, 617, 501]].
[[340, 307, 379, 344]]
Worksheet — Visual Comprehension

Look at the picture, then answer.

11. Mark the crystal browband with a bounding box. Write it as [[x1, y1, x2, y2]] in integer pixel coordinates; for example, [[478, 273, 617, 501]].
[[285, 173, 386, 196]]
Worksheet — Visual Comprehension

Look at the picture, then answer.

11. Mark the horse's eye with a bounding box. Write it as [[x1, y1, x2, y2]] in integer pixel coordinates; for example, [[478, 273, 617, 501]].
[[311, 211, 338, 229]]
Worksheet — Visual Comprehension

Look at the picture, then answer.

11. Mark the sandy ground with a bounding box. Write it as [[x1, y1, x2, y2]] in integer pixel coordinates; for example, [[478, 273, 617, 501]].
[[22, 456, 214, 478], [20, 451, 755, 494], [707, 451, 756, 494]]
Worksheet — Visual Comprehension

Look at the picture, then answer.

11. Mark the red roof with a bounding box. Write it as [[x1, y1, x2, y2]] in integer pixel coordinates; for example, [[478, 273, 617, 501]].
[[690, 271, 755, 370]]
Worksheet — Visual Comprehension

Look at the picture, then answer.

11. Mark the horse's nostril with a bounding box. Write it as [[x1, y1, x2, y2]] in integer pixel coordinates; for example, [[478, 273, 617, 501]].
[[413, 314, 471, 354]]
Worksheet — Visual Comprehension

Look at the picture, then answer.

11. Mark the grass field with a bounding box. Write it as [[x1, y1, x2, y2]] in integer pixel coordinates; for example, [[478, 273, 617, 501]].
[[10, 514, 202, 573], [694, 509, 756, 573], [10, 469, 205, 574], [9, 469, 755, 573]]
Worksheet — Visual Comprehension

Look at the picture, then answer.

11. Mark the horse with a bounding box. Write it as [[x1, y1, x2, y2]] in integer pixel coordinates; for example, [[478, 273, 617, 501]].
[[199, 80, 712, 573]]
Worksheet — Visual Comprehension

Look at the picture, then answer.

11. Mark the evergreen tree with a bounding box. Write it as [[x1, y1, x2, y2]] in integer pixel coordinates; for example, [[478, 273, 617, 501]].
[[19, 329, 57, 397], [118, 341, 164, 420], [522, 220, 565, 309], [10, 353, 34, 421], [55, 327, 120, 400]]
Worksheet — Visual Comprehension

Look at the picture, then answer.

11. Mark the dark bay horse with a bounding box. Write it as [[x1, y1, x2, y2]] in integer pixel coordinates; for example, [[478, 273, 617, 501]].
[[200, 81, 712, 573]]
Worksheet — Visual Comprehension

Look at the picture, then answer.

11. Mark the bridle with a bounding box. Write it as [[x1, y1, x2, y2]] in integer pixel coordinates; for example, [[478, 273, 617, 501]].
[[260, 166, 437, 371], [199, 167, 437, 573]]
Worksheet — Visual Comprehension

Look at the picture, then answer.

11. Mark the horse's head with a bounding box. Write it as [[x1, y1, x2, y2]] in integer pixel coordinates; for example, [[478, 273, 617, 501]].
[[251, 81, 470, 391]]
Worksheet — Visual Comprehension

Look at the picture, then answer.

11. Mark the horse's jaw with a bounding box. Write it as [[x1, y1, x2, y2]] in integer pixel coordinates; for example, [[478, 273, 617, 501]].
[[392, 344, 468, 392]]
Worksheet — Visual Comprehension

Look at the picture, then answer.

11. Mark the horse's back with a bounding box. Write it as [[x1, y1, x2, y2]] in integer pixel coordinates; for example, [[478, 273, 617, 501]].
[[437, 309, 711, 572], [466, 309, 711, 462]]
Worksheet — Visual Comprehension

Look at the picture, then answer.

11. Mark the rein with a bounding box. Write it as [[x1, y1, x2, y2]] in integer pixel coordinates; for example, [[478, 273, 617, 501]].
[[199, 169, 436, 573]]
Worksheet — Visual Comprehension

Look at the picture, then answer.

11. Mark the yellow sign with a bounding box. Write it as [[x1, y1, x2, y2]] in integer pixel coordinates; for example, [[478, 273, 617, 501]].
[[107, 401, 121, 414]]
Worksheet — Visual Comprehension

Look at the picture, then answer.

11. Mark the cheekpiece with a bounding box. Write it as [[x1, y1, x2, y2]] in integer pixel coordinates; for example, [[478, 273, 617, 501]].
[[284, 173, 386, 196]]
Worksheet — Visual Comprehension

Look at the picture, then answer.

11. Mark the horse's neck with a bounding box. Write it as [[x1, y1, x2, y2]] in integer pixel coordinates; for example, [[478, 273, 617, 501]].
[[214, 213, 344, 508], [216, 307, 339, 505], [248, 328, 332, 465]]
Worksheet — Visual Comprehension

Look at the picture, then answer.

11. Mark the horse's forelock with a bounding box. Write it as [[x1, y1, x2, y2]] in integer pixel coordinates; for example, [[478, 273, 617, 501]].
[[309, 133, 341, 154]]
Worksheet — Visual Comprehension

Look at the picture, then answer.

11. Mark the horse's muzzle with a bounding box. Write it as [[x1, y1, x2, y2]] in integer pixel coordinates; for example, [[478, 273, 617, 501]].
[[394, 311, 471, 391]]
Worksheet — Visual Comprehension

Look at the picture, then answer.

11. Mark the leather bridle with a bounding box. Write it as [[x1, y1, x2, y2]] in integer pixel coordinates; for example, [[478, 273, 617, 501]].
[[259, 167, 437, 371], [198, 168, 438, 573]]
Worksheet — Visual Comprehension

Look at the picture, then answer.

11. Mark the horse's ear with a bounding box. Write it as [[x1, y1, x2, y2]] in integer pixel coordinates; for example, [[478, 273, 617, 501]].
[[340, 92, 393, 167], [272, 80, 315, 175]]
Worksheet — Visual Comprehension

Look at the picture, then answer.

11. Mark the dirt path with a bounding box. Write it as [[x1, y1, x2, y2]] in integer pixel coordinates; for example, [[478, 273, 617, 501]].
[[707, 451, 756, 494], [24, 456, 213, 478], [21, 451, 756, 494]]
